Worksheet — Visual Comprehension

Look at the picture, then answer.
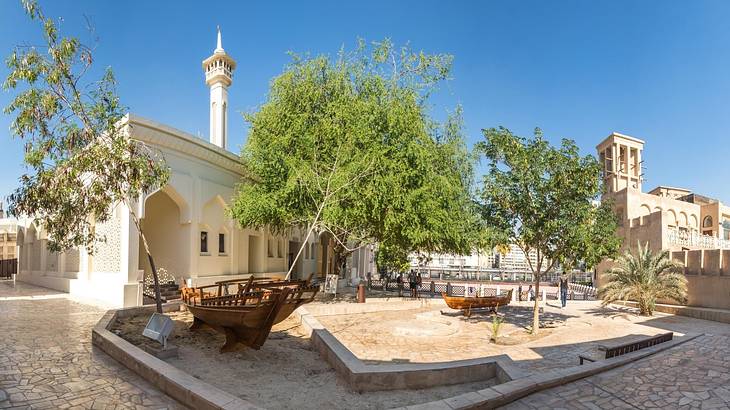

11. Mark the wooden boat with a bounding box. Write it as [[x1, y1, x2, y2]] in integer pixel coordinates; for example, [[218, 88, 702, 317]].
[[181, 275, 319, 352], [441, 289, 513, 317]]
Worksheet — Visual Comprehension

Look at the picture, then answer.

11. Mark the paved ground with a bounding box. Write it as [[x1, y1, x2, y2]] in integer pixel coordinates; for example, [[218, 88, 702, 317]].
[[503, 316, 730, 409], [0, 280, 182, 409]]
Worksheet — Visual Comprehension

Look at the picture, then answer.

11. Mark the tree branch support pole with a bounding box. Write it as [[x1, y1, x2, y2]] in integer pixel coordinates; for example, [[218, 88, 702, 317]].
[[285, 202, 325, 281], [129, 206, 163, 313]]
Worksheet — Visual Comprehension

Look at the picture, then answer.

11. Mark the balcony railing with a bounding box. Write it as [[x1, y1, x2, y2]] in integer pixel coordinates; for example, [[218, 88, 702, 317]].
[[667, 229, 730, 249]]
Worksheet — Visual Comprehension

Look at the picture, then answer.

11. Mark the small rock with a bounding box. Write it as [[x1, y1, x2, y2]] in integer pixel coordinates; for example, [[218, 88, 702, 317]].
[[0, 390, 7, 402]]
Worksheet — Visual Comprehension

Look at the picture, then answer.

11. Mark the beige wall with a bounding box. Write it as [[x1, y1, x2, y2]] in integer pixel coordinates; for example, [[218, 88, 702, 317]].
[[664, 249, 730, 310], [140, 190, 190, 280]]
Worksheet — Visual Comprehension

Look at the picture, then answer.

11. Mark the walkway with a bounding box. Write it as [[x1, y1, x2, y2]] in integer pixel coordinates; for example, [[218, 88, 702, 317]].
[[0, 280, 182, 409], [502, 314, 730, 409]]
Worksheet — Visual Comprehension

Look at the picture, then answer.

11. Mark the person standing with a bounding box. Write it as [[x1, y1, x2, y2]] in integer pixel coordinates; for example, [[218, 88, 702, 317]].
[[415, 272, 422, 299], [559, 273, 569, 309], [527, 284, 534, 301], [408, 270, 417, 298], [396, 272, 403, 297]]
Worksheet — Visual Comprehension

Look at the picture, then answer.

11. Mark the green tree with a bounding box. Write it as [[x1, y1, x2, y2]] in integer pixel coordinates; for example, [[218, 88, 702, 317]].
[[3, 1, 170, 312], [477, 127, 620, 334], [230, 40, 481, 279], [598, 242, 687, 316]]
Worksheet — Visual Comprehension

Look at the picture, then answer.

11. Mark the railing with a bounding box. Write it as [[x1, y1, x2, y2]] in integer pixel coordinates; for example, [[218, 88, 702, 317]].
[[667, 229, 730, 249], [568, 283, 598, 298], [0, 258, 17, 279]]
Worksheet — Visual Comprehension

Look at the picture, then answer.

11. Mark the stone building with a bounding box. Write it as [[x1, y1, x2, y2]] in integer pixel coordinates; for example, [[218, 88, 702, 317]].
[[598, 132, 730, 255], [0, 215, 18, 261], [15, 29, 345, 307], [597, 132, 730, 308]]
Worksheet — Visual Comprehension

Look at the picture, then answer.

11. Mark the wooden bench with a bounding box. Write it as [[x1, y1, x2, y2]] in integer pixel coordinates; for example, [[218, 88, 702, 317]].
[[579, 332, 674, 365]]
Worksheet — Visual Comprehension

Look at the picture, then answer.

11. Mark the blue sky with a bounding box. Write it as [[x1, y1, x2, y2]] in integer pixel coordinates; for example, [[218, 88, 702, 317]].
[[1, 1, 730, 204]]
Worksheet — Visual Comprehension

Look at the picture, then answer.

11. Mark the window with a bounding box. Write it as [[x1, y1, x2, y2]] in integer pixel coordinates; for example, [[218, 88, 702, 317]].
[[218, 233, 225, 254], [310, 243, 316, 260], [200, 231, 208, 254], [703, 216, 714, 228], [278, 240, 284, 258], [305, 243, 309, 259], [267, 239, 273, 257]]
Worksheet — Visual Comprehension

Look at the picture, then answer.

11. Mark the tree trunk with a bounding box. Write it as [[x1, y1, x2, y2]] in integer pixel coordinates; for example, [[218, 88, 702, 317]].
[[334, 248, 347, 278], [140, 231, 163, 314], [128, 207, 163, 314], [285, 224, 316, 281], [285, 203, 325, 281], [531, 271, 540, 335]]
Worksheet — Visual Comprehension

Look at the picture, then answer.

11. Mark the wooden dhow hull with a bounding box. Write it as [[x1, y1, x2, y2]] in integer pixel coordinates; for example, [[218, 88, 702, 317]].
[[441, 289, 512, 317], [181, 275, 319, 352]]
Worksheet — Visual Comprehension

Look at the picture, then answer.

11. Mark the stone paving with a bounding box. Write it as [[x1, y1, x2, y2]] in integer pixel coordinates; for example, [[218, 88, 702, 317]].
[[503, 316, 730, 409], [0, 280, 183, 409], [0, 280, 66, 299]]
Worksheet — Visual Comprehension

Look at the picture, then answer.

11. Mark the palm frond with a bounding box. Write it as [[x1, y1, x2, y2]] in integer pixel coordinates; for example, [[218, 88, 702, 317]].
[[598, 242, 688, 316]]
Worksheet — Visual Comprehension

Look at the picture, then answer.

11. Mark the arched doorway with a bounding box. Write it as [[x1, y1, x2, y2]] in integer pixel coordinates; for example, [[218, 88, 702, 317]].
[[139, 189, 190, 284]]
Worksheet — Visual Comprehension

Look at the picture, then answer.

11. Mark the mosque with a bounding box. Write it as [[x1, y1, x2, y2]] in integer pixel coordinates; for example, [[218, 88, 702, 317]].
[[15, 29, 373, 307]]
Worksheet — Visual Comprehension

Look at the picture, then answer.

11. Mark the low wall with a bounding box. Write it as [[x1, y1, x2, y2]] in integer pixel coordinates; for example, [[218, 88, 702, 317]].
[[620, 300, 730, 324], [394, 332, 700, 409], [665, 250, 730, 310], [294, 307, 521, 392], [684, 275, 730, 310], [92, 302, 261, 410]]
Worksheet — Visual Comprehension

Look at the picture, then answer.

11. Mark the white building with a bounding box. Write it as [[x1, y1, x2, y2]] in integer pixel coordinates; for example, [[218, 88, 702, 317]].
[[410, 245, 539, 271], [16, 29, 344, 307]]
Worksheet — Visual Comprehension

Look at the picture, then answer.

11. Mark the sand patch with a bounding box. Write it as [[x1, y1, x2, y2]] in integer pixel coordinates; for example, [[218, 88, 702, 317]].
[[113, 310, 497, 409]]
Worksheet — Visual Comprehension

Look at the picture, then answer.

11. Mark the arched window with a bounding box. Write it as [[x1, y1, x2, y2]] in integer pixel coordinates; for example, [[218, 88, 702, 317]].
[[703, 215, 713, 228]]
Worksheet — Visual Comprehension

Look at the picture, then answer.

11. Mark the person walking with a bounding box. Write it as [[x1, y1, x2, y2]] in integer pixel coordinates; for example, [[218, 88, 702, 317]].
[[527, 284, 534, 301], [415, 272, 422, 299], [408, 270, 417, 299], [559, 273, 569, 309], [396, 273, 403, 297]]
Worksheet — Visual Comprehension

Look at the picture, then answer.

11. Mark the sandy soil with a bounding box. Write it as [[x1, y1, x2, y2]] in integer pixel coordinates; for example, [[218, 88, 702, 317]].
[[312, 300, 696, 372], [112, 311, 497, 410]]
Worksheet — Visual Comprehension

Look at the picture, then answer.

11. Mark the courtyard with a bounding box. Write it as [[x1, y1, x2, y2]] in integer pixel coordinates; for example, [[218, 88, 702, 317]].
[[104, 289, 730, 409]]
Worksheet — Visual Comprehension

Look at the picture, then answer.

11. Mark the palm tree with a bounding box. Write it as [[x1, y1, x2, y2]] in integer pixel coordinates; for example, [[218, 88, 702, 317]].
[[598, 242, 687, 316]]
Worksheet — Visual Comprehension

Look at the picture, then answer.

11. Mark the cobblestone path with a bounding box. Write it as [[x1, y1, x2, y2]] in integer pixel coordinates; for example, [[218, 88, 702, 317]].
[[0, 280, 183, 409], [503, 331, 730, 409]]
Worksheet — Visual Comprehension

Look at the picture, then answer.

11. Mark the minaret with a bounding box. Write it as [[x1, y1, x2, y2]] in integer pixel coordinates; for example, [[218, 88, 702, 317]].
[[202, 27, 236, 149]]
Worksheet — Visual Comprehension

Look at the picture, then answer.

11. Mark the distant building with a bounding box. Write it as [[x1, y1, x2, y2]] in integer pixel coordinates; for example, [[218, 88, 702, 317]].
[[0, 215, 18, 261], [408, 245, 557, 281]]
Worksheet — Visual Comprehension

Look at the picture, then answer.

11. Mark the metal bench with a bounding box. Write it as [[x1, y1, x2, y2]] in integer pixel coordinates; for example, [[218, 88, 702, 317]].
[[579, 332, 674, 365]]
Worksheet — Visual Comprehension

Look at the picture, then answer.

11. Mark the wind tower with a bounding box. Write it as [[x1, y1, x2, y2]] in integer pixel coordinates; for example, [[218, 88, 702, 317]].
[[596, 132, 645, 194], [202, 26, 236, 150]]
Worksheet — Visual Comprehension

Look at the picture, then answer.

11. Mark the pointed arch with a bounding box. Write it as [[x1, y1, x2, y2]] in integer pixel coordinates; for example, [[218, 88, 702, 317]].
[[143, 184, 190, 224]]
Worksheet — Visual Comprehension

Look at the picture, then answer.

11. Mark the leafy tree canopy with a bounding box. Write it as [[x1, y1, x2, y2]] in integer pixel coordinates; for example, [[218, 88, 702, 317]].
[[4, 0, 170, 311], [598, 242, 687, 316], [477, 127, 620, 332], [230, 39, 484, 275]]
